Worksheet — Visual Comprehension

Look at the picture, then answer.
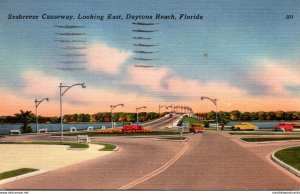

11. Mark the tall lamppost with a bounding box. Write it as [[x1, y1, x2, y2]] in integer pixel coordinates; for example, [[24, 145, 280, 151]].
[[35, 98, 49, 133], [60, 83, 86, 142], [110, 104, 124, 128], [201, 96, 218, 131], [165, 105, 174, 127], [158, 104, 165, 117], [174, 105, 179, 113], [136, 106, 146, 124]]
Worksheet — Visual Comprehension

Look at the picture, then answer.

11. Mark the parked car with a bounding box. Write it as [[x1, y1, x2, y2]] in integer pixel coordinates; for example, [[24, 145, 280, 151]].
[[291, 122, 300, 129], [231, 122, 257, 131], [189, 124, 204, 133], [274, 123, 293, 132]]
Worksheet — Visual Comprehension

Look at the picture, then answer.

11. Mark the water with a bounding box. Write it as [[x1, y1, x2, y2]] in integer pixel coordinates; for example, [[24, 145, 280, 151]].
[[0, 122, 123, 134]]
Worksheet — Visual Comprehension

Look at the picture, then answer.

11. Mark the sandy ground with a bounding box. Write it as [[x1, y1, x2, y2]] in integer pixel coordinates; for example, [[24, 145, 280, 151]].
[[0, 144, 113, 173]]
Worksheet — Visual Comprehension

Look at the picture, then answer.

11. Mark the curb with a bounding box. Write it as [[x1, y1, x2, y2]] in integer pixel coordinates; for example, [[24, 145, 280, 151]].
[[0, 170, 48, 185], [238, 138, 300, 144], [113, 146, 119, 151], [97, 144, 119, 151], [271, 146, 300, 178], [155, 137, 188, 142]]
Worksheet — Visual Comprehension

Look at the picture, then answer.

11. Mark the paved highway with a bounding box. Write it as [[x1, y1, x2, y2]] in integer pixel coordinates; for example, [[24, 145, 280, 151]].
[[1, 128, 300, 190]]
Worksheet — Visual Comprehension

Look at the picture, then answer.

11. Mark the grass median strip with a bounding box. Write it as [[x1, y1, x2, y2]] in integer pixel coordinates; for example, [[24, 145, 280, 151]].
[[96, 143, 117, 151], [0, 141, 89, 149], [241, 137, 300, 142], [275, 146, 300, 171], [0, 168, 38, 180]]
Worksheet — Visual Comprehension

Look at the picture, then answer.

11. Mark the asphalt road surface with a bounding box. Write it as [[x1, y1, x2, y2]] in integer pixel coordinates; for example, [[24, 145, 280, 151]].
[[1, 130, 300, 190], [142, 115, 180, 130]]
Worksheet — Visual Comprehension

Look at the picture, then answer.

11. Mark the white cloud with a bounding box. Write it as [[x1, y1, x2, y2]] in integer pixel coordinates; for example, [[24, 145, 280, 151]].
[[251, 59, 300, 95], [85, 43, 132, 74]]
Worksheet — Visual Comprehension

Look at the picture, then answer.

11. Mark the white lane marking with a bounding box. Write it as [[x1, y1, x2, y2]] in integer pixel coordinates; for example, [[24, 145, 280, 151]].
[[118, 141, 189, 190]]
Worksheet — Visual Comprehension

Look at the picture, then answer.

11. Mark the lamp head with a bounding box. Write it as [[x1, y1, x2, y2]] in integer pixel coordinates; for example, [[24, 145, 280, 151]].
[[81, 83, 86, 88], [46, 98, 49, 101]]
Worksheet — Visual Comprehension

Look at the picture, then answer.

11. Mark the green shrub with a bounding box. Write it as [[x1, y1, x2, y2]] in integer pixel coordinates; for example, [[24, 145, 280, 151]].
[[203, 121, 210, 128]]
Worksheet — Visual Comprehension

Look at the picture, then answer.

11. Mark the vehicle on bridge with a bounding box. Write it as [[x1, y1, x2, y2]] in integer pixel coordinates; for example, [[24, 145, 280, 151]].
[[274, 123, 293, 132], [231, 122, 257, 131]]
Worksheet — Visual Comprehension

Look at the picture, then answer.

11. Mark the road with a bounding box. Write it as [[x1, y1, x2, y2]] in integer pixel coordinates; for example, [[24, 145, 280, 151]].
[[132, 131, 300, 190], [1, 130, 300, 190], [142, 114, 180, 130]]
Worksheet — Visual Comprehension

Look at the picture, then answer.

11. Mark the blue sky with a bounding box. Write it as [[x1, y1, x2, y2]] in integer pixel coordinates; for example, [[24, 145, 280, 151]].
[[0, 0, 300, 115]]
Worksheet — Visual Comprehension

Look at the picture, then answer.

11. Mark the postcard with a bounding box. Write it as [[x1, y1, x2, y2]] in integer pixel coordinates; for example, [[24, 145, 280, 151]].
[[1, 0, 300, 192]]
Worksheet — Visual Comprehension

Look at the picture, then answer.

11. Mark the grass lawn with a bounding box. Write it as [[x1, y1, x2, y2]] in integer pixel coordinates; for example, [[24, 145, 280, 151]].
[[0, 141, 89, 149], [52, 131, 188, 137], [0, 168, 38, 180], [241, 137, 300, 142], [180, 117, 205, 125], [275, 146, 300, 171], [96, 143, 117, 151]]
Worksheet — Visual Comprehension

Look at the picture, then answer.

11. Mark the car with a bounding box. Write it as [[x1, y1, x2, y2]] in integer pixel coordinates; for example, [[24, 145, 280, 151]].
[[189, 124, 204, 133], [274, 123, 293, 132], [231, 122, 257, 131], [291, 122, 300, 129]]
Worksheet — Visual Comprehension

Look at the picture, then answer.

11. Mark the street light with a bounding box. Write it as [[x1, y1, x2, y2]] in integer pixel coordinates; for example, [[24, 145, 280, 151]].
[[174, 105, 180, 113], [136, 106, 146, 124], [165, 105, 174, 127], [60, 83, 86, 142], [180, 105, 183, 113], [110, 104, 124, 128], [201, 96, 218, 131], [35, 98, 49, 133], [158, 104, 165, 117]]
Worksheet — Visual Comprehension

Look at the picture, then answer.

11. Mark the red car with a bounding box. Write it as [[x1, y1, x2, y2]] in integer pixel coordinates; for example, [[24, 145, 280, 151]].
[[274, 123, 294, 132]]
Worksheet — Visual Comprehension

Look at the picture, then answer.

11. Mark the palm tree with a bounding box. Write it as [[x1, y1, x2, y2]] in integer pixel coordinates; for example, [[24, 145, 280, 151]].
[[15, 110, 35, 133]]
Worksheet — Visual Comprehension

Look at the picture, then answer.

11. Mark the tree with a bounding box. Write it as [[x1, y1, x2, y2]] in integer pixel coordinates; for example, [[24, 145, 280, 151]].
[[126, 113, 135, 123], [103, 113, 111, 122], [15, 110, 35, 133], [118, 113, 127, 122], [207, 111, 216, 120], [218, 113, 230, 130], [91, 114, 98, 122], [291, 112, 299, 120], [265, 112, 276, 120], [275, 111, 285, 120], [250, 112, 258, 120], [257, 111, 265, 120], [147, 112, 159, 120], [229, 110, 241, 121], [241, 112, 251, 121], [77, 113, 90, 122]]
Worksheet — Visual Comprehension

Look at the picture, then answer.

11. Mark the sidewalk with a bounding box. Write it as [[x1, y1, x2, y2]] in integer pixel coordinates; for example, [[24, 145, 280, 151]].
[[0, 144, 112, 173]]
